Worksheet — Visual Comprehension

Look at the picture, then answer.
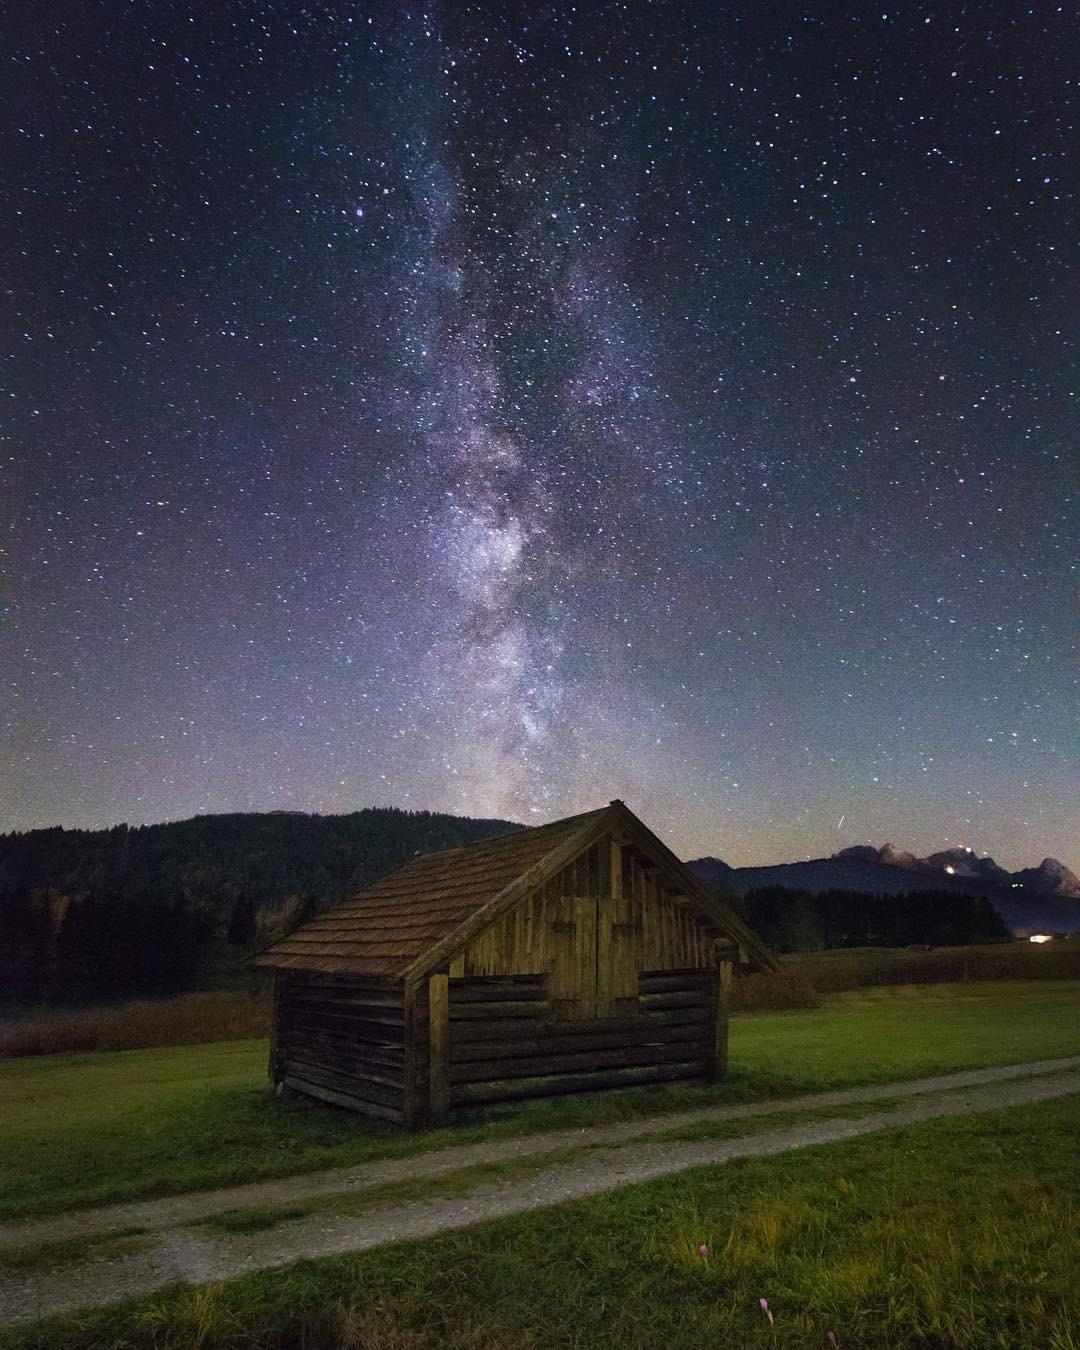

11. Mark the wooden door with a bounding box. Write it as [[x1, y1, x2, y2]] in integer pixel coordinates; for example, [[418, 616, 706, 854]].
[[549, 838, 639, 1021], [550, 892, 597, 1020]]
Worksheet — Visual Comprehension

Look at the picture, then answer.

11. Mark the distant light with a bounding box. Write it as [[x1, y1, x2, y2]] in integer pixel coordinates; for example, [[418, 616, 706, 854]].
[[1029, 934, 1052, 945], [944, 865, 955, 874]]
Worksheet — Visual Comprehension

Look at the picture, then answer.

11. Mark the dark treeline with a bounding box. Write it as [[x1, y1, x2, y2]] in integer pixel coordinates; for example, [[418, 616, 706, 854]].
[[0, 810, 1014, 1007], [0, 809, 517, 1006], [734, 885, 1011, 953]]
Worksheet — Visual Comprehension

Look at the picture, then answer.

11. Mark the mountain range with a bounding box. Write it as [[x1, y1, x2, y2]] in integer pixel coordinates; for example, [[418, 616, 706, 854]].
[[688, 843, 1080, 934]]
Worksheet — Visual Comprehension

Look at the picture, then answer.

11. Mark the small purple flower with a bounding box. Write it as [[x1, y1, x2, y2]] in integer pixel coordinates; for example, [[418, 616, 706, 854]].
[[698, 1243, 709, 1256], [759, 1297, 774, 1325], [826, 1334, 839, 1347]]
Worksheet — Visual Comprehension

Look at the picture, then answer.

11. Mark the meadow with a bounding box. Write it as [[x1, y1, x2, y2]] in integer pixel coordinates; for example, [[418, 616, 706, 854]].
[[2, 1092, 1078, 1348], [3, 938, 1078, 1058], [2, 980, 1079, 1219]]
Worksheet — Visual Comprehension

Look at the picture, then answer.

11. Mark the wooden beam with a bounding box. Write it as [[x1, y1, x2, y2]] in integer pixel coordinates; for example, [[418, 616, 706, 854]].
[[428, 972, 450, 1126], [710, 960, 733, 1081], [268, 974, 283, 1088], [401, 984, 418, 1129]]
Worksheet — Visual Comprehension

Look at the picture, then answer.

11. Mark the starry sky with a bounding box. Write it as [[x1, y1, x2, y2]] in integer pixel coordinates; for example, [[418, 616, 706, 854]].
[[5, 3, 1077, 869]]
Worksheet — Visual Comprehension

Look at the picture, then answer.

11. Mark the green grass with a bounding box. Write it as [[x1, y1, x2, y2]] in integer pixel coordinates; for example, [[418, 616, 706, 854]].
[[3, 1094, 1078, 1349], [190, 1101, 912, 1235], [192, 1206, 316, 1237], [2, 981, 1078, 1220], [723, 980, 1080, 1089], [0, 1229, 151, 1276]]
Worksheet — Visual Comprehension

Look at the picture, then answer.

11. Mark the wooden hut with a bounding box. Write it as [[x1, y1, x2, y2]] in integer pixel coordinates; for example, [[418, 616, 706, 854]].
[[254, 800, 776, 1127]]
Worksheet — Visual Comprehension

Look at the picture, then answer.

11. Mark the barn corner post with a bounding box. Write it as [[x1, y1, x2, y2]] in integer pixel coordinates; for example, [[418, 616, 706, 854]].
[[427, 969, 450, 1126], [710, 957, 733, 1082], [268, 973, 284, 1093], [402, 981, 419, 1129]]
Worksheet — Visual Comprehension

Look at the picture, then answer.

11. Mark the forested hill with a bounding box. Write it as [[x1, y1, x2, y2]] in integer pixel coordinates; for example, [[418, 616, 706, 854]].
[[0, 808, 519, 910], [0, 809, 520, 1004]]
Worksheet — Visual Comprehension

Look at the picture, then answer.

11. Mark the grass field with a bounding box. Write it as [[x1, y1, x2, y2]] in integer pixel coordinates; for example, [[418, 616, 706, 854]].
[[0, 992, 268, 1059], [3, 1093, 1077, 1349], [4, 939, 1078, 1059], [2, 980, 1079, 1220]]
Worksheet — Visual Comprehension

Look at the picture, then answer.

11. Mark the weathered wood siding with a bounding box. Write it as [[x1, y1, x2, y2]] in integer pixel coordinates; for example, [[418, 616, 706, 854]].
[[447, 968, 717, 1108], [461, 836, 733, 1013], [276, 972, 407, 1123]]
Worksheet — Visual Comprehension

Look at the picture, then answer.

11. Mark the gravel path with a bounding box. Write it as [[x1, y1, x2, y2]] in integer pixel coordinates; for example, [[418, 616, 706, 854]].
[[2, 1058, 1079, 1327], [3, 1054, 1077, 1254]]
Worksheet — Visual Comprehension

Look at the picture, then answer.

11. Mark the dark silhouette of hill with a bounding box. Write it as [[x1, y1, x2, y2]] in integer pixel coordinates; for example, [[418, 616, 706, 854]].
[[0, 809, 519, 1005], [689, 843, 1080, 934], [1, 809, 1072, 1007]]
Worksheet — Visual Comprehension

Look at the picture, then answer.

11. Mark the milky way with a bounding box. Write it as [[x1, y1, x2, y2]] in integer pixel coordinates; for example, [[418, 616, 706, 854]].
[[4, 3, 1077, 867]]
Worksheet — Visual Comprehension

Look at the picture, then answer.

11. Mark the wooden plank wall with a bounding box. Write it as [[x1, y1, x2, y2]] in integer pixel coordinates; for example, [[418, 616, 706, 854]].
[[447, 968, 717, 1108], [462, 838, 725, 984], [277, 972, 407, 1123], [624, 850, 722, 971]]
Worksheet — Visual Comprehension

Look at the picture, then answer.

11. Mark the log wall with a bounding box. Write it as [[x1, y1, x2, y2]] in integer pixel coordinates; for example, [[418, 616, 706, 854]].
[[275, 972, 407, 1123], [446, 968, 717, 1109]]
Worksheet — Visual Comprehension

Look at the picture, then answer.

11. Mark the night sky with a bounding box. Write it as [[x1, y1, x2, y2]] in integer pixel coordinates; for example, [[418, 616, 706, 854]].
[[5, 3, 1077, 869]]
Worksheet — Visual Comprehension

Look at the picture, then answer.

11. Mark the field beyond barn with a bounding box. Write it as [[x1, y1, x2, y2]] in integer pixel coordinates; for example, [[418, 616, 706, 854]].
[[2, 980, 1079, 1220], [3, 938, 1078, 1059]]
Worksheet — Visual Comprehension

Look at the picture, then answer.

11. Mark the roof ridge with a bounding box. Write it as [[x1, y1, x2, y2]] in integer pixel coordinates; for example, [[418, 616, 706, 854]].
[[401, 805, 605, 866]]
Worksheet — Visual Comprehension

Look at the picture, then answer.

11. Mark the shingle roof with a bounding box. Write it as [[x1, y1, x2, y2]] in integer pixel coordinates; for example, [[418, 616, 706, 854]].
[[253, 800, 778, 981], [254, 807, 607, 979]]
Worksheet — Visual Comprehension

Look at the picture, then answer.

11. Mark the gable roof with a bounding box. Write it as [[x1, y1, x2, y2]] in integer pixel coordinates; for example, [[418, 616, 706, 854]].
[[254, 801, 776, 982]]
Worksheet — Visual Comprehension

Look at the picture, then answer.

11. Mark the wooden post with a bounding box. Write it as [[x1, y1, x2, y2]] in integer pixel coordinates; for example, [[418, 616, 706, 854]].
[[268, 975, 283, 1091], [402, 984, 418, 1129], [428, 972, 450, 1125], [711, 960, 733, 1081]]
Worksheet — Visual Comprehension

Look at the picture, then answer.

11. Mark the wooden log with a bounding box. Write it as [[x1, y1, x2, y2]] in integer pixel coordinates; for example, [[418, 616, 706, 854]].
[[281, 1017, 406, 1047], [448, 999, 547, 1021], [286, 1008, 405, 1035], [450, 1059, 707, 1106], [282, 1074, 403, 1123], [451, 1005, 703, 1046], [288, 994, 406, 1015], [280, 1038, 405, 1077], [280, 1023, 405, 1055], [284, 1007, 406, 1036], [450, 1020, 707, 1064], [280, 1056, 403, 1106], [638, 970, 713, 992], [286, 996, 406, 1020], [429, 972, 449, 1126], [448, 979, 548, 1004], [638, 989, 711, 1011], [289, 974, 403, 998], [286, 1030, 406, 1058], [450, 1041, 708, 1084]]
